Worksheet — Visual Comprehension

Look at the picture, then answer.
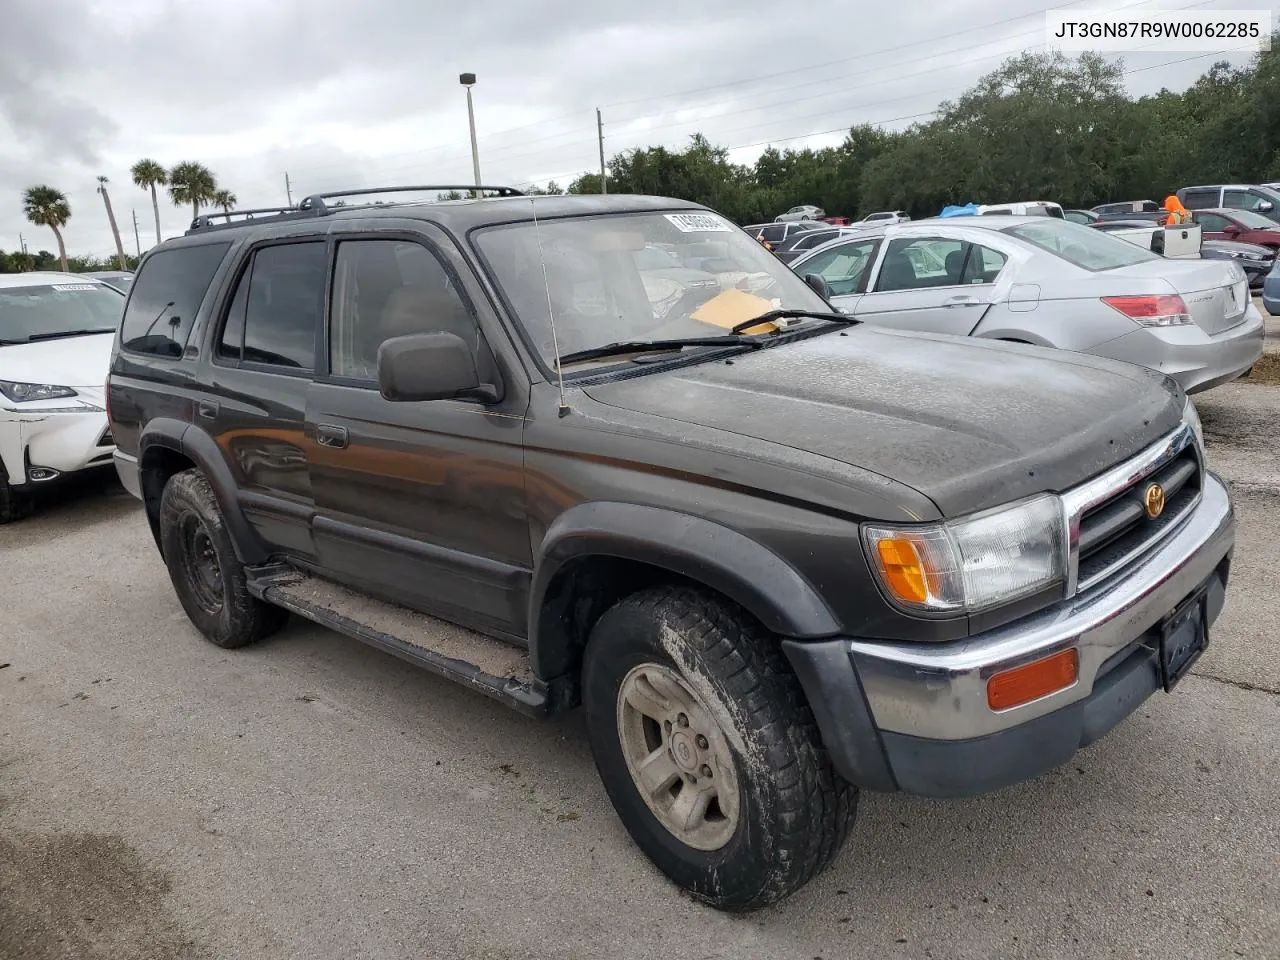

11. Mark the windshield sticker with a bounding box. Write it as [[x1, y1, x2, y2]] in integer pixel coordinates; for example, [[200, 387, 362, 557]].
[[664, 213, 733, 233], [50, 284, 99, 292]]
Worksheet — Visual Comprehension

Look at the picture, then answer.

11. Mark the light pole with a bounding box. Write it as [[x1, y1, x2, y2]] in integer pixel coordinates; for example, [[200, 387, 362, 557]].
[[460, 73, 481, 194]]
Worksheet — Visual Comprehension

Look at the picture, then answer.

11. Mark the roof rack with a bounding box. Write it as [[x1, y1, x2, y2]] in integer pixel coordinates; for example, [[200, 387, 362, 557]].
[[184, 184, 525, 234], [298, 184, 524, 215]]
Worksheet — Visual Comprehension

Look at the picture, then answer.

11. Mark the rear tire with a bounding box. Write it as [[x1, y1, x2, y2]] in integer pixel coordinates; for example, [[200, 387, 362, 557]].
[[159, 469, 287, 648], [582, 586, 856, 911]]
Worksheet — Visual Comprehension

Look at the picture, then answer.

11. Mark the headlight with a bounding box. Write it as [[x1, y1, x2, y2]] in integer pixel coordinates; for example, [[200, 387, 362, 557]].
[[1183, 397, 1204, 450], [0, 380, 78, 403], [864, 495, 1065, 614]]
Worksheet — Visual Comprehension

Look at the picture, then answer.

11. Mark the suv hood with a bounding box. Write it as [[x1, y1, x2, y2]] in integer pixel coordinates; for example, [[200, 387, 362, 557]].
[[0, 333, 114, 388], [583, 327, 1182, 517]]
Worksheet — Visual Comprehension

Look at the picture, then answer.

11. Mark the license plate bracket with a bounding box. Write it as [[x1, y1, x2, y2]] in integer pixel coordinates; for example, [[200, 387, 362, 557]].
[[1158, 589, 1208, 692]]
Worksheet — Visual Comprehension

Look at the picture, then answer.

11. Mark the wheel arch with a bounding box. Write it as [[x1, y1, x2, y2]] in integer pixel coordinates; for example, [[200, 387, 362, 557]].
[[529, 502, 841, 702], [138, 419, 267, 564]]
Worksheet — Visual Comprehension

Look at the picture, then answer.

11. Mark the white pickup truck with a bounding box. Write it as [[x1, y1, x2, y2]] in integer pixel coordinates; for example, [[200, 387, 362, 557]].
[[1093, 220, 1203, 259]]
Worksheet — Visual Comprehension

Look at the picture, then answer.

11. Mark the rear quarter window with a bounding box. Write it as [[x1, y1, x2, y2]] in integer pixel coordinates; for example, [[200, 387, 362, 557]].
[[120, 242, 231, 357]]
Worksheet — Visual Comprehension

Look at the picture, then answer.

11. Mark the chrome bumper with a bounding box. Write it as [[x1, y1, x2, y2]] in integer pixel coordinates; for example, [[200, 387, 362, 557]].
[[849, 471, 1234, 741]]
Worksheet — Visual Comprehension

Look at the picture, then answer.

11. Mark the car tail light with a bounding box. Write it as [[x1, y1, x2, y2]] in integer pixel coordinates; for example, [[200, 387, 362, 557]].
[[1102, 294, 1193, 327]]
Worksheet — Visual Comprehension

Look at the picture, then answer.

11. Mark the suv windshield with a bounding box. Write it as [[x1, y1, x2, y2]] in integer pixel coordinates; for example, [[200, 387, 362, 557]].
[[1003, 218, 1157, 271], [473, 210, 832, 369], [0, 281, 123, 344]]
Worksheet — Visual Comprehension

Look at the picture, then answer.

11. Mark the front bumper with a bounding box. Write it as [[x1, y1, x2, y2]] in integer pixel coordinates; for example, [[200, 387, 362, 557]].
[[1091, 304, 1264, 394], [0, 407, 114, 488], [785, 471, 1234, 798]]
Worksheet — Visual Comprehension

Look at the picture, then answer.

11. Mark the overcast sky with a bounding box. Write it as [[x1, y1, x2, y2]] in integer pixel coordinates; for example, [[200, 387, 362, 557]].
[[0, 0, 1269, 260]]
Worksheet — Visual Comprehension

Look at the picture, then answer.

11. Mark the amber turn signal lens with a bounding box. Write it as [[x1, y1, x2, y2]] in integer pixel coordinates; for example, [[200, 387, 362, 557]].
[[875, 538, 929, 604], [986, 649, 1079, 711]]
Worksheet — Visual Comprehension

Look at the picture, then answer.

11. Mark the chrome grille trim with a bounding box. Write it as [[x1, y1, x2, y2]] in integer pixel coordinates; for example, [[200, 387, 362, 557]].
[[1061, 423, 1202, 596]]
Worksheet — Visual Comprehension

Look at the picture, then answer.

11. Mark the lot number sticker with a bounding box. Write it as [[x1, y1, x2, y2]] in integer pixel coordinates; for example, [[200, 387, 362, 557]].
[[51, 284, 99, 292], [664, 213, 733, 233]]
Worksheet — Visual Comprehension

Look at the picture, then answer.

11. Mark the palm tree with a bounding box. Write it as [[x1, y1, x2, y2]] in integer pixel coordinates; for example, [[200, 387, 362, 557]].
[[212, 189, 237, 214], [22, 186, 71, 272], [131, 158, 167, 246], [168, 162, 217, 221], [96, 176, 128, 270]]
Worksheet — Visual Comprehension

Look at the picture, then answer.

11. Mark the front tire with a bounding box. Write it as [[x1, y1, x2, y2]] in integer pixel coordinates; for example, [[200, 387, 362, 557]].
[[582, 586, 856, 910], [0, 477, 34, 524], [159, 469, 286, 648]]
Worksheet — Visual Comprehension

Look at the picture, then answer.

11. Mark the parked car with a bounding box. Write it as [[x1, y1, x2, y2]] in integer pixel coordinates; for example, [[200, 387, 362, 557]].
[[1190, 208, 1280, 249], [788, 216, 1261, 394], [1065, 209, 1100, 225], [1262, 257, 1280, 313], [0, 272, 123, 521], [769, 227, 862, 265], [820, 215, 852, 226], [975, 200, 1065, 218], [86, 270, 135, 292], [742, 220, 827, 248], [774, 204, 825, 222], [107, 188, 1234, 911], [1092, 200, 1167, 223], [859, 210, 910, 224], [1089, 219, 1203, 259], [1199, 238, 1273, 288], [1177, 184, 1280, 223]]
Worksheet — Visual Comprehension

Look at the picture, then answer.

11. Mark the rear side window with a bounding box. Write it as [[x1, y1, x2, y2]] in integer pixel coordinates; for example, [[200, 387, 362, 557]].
[[759, 225, 786, 243], [120, 242, 229, 356], [1181, 189, 1220, 210], [218, 242, 326, 370]]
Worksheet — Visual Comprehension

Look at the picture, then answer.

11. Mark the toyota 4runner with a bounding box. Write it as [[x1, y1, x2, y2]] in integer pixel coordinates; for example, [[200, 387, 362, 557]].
[[106, 187, 1234, 910]]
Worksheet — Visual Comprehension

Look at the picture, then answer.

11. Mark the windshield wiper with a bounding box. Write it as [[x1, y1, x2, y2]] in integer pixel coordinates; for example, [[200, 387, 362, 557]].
[[25, 328, 115, 342], [729, 309, 857, 335], [558, 335, 765, 366]]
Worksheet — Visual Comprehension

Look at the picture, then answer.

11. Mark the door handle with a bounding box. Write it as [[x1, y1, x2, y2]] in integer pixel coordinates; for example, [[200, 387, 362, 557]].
[[315, 424, 348, 449], [197, 399, 219, 419], [943, 295, 980, 307]]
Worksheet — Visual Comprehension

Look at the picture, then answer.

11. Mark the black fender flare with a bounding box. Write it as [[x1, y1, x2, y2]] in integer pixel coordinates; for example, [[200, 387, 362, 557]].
[[137, 419, 268, 565], [528, 501, 841, 681]]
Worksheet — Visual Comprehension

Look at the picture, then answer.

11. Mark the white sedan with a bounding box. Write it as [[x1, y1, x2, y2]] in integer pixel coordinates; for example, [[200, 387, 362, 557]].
[[1, 272, 123, 522], [787, 216, 1263, 395], [774, 205, 825, 222]]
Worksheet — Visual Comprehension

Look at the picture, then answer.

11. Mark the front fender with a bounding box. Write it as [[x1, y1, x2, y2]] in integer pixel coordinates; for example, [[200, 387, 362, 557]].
[[529, 501, 841, 680]]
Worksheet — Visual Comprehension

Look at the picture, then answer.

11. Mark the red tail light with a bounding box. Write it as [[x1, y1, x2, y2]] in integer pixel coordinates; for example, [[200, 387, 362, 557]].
[[1101, 294, 1193, 327]]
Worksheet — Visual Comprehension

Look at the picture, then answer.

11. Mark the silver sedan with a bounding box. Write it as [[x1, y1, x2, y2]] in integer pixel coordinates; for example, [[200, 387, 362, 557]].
[[787, 216, 1263, 394]]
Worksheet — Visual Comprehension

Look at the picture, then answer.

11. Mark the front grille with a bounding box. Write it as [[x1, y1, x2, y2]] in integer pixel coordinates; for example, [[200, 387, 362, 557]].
[[1074, 443, 1201, 590]]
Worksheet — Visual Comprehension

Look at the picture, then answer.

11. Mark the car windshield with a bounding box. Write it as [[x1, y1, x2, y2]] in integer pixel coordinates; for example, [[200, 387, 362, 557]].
[[1002, 218, 1157, 270], [473, 210, 833, 369], [0, 281, 124, 344], [1229, 210, 1277, 229]]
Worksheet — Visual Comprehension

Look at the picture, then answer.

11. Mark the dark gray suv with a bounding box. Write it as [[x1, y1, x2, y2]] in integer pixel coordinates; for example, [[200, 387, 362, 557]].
[[106, 186, 1235, 910]]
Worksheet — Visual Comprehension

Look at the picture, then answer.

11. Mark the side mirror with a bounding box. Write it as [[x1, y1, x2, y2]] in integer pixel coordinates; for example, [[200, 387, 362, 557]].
[[803, 273, 832, 300], [377, 332, 500, 404], [1258, 200, 1274, 213], [1225, 224, 1241, 235]]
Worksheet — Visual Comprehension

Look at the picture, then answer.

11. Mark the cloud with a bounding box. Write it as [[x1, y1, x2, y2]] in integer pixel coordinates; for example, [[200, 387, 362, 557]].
[[0, 0, 1263, 258]]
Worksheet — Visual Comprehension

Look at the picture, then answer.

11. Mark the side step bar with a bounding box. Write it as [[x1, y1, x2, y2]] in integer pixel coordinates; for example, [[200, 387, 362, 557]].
[[246, 565, 547, 716]]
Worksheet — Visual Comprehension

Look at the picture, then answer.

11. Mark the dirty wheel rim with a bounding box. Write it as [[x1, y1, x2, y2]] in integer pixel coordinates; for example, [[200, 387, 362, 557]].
[[616, 663, 741, 851], [179, 514, 224, 615]]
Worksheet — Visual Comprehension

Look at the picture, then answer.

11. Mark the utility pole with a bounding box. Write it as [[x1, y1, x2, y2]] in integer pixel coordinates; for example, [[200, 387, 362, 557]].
[[131, 209, 141, 257], [19, 233, 27, 254], [597, 108, 607, 195], [284, 172, 294, 207]]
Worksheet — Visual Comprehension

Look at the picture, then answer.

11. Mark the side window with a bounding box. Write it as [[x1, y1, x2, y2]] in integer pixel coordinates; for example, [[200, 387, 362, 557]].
[[236, 242, 326, 370], [874, 238, 965, 292], [1223, 190, 1259, 211], [1196, 213, 1229, 232], [1182, 189, 1219, 210], [961, 244, 1007, 284], [759, 225, 786, 243], [120, 242, 230, 357], [329, 239, 477, 382], [217, 260, 250, 361], [797, 239, 880, 296]]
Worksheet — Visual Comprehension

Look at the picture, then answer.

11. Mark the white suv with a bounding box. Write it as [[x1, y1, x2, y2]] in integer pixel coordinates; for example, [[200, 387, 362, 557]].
[[0, 273, 123, 522]]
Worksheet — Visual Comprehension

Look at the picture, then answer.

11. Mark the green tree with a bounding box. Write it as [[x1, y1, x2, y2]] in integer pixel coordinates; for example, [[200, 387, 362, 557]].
[[168, 161, 218, 220], [96, 175, 128, 270], [212, 189, 237, 214], [22, 185, 71, 272], [131, 158, 167, 246]]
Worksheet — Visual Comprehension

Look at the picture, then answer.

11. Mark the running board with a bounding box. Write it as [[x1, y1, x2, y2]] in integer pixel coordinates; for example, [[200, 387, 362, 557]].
[[246, 566, 547, 716]]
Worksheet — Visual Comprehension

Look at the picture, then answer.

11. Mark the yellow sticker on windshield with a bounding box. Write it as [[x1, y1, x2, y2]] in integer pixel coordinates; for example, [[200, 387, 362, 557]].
[[690, 288, 778, 334]]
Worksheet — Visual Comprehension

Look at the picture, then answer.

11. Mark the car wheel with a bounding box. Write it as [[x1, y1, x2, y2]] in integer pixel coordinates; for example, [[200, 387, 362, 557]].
[[0, 474, 35, 524], [582, 585, 856, 911], [159, 468, 287, 649]]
